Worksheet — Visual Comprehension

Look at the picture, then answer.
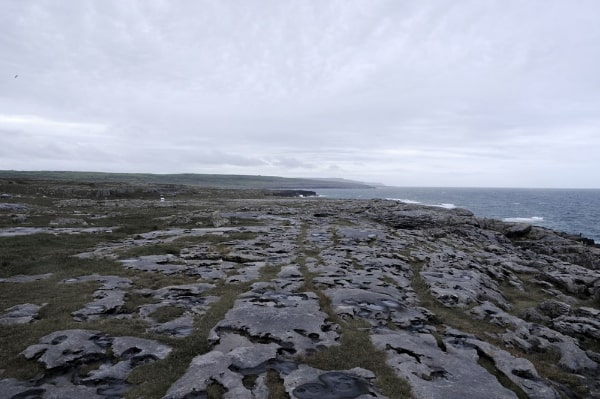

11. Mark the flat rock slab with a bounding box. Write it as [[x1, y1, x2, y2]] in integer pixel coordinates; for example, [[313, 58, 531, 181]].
[[0, 226, 116, 237], [463, 338, 561, 399], [284, 365, 386, 399], [63, 275, 133, 321], [0, 273, 53, 283], [22, 329, 109, 369], [72, 289, 129, 321], [372, 330, 519, 399], [0, 378, 105, 399], [471, 301, 598, 373], [0, 303, 45, 325], [13, 329, 171, 398], [151, 314, 195, 337], [225, 262, 267, 283], [120, 254, 189, 275], [163, 351, 254, 399], [420, 254, 508, 309], [324, 288, 430, 328], [152, 283, 216, 299], [62, 274, 132, 290], [211, 290, 339, 356]]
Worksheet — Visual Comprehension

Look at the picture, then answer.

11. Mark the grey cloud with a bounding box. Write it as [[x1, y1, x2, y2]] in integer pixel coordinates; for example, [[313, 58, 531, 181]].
[[272, 157, 315, 170], [1, 1, 599, 187]]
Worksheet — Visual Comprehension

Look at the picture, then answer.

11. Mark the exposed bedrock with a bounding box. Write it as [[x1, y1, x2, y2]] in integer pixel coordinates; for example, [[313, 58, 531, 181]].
[[209, 289, 339, 356], [2, 197, 600, 398], [10, 329, 172, 398]]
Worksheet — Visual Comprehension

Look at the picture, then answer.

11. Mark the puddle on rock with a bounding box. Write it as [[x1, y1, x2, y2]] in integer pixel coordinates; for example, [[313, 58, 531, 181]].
[[293, 372, 369, 399]]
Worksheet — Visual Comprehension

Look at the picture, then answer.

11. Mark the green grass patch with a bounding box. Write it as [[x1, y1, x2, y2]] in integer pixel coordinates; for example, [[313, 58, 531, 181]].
[[500, 274, 554, 316], [266, 369, 289, 399], [118, 243, 182, 258], [149, 306, 186, 323], [0, 233, 124, 278]]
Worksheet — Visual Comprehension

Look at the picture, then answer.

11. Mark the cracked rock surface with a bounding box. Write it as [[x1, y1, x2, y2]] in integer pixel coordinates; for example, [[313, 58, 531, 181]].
[[1, 187, 599, 399]]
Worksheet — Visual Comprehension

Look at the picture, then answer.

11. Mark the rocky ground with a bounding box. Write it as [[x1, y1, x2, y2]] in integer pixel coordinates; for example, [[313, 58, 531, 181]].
[[1, 179, 599, 399]]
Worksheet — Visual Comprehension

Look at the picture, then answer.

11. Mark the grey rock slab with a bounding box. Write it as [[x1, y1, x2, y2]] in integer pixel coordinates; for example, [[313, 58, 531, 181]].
[[153, 283, 216, 300], [63, 274, 131, 321], [542, 262, 600, 297], [284, 365, 387, 399], [576, 307, 600, 318], [120, 255, 190, 275], [226, 262, 266, 283], [210, 210, 228, 227], [466, 339, 561, 399], [278, 264, 303, 279], [83, 336, 172, 382], [554, 341, 598, 372], [49, 217, 88, 226], [163, 351, 252, 399], [0, 226, 117, 237], [0, 378, 43, 399], [18, 331, 171, 396], [228, 342, 280, 370], [0, 303, 45, 325], [112, 336, 172, 360], [181, 260, 229, 280], [421, 265, 508, 309], [372, 330, 518, 399], [471, 301, 598, 373], [84, 360, 132, 382], [213, 331, 256, 353], [0, 273, 53, 283], [324, 288, 430, 328], [40, 382, 105, 399], [72, 289, 128, 321], [0, 203, 27, 211], [151, 315, 195, 337], [211, 290, 339, 356], [552, 315, 600, 339], [62, 274, 132, 290], [22, 329, 109, 369], [337, 227, 385, 243], [537, 300, 571, 318]]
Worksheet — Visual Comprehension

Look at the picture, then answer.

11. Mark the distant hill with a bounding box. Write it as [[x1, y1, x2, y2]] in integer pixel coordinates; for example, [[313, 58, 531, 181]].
[[0, 170, 374, 189]]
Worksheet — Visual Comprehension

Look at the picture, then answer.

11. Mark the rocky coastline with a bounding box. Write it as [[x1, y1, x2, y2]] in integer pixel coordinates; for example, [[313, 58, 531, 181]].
[[1, 181, 599, 398]]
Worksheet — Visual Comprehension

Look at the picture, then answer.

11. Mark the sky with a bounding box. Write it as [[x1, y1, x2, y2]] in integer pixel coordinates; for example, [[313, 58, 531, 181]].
[[1, 1, 599, 188]]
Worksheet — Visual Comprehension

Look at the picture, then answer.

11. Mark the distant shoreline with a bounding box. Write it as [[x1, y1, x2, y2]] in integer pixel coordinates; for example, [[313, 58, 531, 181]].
[[0, 170, 373, 190]]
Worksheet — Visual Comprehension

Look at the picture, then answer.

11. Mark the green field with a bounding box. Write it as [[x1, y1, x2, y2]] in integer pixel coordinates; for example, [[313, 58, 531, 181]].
[[0, 170, 373, 189]]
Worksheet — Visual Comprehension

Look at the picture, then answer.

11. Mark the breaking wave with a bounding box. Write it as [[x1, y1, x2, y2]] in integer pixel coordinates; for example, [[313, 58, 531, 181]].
[[387, 198, 421, 204], [502, 216, 544, 223], [388, 198, 456, 209]]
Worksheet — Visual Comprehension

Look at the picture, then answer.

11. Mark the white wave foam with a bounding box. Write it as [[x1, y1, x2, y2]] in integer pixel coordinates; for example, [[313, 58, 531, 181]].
[[387, 198, 421, 204], [388, 198, 457, 209], [502, 216, 544, 223]]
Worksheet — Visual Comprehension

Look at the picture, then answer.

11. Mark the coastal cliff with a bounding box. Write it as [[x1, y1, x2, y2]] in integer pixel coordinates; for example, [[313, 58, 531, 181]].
[[1, 181, 599, 398]]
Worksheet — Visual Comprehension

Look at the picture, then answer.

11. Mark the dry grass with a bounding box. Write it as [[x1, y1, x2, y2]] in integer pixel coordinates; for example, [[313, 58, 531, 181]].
[[266, 369, 289, 399]]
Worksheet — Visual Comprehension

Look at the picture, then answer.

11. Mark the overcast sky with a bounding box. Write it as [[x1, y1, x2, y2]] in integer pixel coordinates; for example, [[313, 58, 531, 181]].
[[1, 1, 599, 188]]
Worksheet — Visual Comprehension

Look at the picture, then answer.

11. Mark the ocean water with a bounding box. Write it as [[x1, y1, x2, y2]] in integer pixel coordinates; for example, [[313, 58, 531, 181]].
[[316, 187, 600, 244]]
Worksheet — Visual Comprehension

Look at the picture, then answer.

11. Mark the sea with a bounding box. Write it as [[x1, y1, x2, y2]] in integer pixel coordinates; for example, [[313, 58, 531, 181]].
[[316, 187, 600, 244]]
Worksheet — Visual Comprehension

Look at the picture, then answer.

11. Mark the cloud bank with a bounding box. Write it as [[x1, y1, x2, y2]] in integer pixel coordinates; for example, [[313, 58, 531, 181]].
[[1, 1, 599, 187]]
